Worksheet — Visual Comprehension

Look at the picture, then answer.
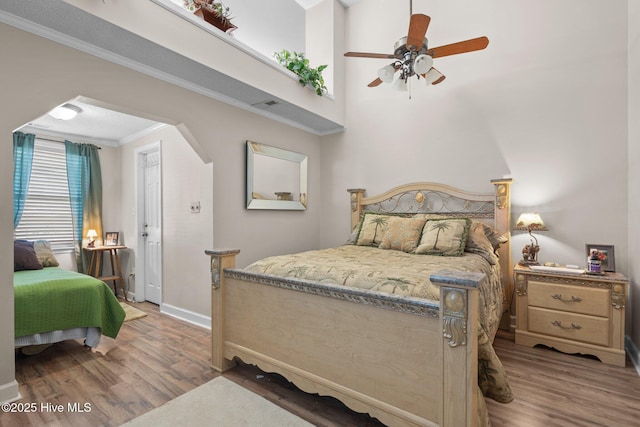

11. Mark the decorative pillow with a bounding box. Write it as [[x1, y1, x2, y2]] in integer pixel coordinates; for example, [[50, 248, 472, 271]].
[[415, 218, 471, 256], [465, 222, 499, 265], [346, 225, 360, 244], [33, 240, 59, 267], [14, 240, 43, 271], [355, 213, 392, 247], [476, 222, 508, 250], [379, 217, 427, 253]]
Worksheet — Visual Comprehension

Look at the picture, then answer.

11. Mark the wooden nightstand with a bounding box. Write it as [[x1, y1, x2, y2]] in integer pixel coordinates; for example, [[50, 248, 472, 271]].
[[85, 245, 128, 300], [514, 265, 628, 367]]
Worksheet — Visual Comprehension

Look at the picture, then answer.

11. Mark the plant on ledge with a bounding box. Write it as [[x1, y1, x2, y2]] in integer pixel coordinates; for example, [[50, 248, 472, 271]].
[[184, 0, 236, 32], [274, 49, 328, 96]]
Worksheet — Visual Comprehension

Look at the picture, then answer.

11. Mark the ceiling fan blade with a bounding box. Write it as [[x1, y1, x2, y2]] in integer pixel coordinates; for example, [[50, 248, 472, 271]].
[[345, 52, 396, 59], [432, 74, 446, 85], [368, 78, 383, 87], [421, 67, 446, 85], [406, 14, 431, 50], [428, 36, 489, 58]]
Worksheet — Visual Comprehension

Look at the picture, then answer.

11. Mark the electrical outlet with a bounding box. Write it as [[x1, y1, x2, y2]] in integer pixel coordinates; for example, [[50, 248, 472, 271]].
[[190, 201, 201, 213]]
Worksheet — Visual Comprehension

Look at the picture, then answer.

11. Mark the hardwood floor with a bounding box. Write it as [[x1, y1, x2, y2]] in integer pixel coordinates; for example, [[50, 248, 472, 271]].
[[3, 302, 640, 427]]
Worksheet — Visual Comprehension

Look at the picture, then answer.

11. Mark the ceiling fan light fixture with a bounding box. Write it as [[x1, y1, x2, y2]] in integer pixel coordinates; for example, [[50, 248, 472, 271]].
[[413, 54, 433, 75], [377, 64, 397, 83], [424, 68, 444, 85], [48, 103, 82, 121], [392, 77, 408, 92]]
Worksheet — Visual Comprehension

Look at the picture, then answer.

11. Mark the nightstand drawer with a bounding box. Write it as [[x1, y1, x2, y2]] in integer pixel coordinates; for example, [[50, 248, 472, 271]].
[[528, 307, 609, 346], [528, 280, 610, 317]]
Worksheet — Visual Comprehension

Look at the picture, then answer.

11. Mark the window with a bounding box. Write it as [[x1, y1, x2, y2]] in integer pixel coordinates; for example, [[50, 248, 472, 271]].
[[14, 139, 75, 252]]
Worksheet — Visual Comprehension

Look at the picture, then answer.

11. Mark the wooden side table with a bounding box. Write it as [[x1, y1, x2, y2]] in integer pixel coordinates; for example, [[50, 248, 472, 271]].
[[514, 264, 628, 366], [85, 245, 127, 300]]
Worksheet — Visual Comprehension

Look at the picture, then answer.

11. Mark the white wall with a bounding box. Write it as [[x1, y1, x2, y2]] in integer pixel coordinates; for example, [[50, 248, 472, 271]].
[[168, 0, 306, 59], [224, 0, 306, 58], [321, 0, 629, 276]]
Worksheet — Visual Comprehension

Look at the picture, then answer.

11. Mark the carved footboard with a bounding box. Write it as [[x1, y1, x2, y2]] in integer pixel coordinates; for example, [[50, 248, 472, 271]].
[[206, 249, 484, 427]]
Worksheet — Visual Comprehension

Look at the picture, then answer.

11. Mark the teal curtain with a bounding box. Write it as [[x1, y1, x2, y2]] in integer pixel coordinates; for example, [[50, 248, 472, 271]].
[[13, 132, 36, 229], [66, 141, 103, 273]]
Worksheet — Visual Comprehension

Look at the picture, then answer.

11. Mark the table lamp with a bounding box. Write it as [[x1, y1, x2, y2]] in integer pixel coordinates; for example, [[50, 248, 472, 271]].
[[513, 213, 547, 265], [86, 229, 98, 247]]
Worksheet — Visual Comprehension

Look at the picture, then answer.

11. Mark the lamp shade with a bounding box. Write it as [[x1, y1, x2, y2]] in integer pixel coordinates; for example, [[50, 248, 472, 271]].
[[514, 213, 547, 231], [413, 54, 434, 75], [377, 64, 396, 83], [87, 229, 98, 239], [391, 77, 408, 91]]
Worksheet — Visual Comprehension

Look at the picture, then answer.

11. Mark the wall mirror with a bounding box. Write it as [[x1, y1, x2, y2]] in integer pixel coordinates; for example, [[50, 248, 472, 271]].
[[246, 141, 308, 210]]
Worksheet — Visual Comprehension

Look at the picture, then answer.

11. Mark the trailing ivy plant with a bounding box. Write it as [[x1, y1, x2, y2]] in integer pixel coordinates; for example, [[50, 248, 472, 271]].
[[274, 49, 328, 96]]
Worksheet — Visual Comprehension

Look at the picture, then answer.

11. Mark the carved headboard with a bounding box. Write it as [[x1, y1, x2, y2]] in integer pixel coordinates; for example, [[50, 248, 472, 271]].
[[348, 179, 513, 328]]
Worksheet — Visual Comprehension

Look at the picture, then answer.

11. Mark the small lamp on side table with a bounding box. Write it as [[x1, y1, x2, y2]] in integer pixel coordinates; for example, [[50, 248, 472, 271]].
[[514, 213, 547, 265], [86, 229, 98, 247]]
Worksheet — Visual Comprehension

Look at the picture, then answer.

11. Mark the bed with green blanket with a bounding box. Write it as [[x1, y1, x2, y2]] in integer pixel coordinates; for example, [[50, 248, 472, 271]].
[[14, 267, 126, 348]]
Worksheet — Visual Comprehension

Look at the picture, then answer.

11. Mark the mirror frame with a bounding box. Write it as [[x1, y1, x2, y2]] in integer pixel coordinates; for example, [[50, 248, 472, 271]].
[[246, 141, 308, 210]]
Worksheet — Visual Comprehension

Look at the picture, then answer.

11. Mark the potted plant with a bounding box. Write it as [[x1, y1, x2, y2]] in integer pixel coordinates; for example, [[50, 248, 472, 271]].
[[274, 49, 328, 96], [184, 0, 236, 33]]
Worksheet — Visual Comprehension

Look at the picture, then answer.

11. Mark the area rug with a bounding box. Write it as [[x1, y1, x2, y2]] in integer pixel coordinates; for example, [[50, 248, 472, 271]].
[[120, 302, 147, 322], [120, 376, 313, 426]]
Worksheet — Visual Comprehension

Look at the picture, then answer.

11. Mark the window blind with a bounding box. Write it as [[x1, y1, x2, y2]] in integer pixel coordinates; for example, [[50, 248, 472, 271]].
[[14, 139, 75, 251]]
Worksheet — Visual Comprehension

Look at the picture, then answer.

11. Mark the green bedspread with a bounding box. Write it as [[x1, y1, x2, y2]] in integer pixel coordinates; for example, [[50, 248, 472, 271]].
[[14, 267, 126, 339]]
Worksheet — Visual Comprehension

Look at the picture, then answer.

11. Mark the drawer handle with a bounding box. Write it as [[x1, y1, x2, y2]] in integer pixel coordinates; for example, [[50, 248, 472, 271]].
[[551, 320, 582, 330], [551, 294, 582, 303]]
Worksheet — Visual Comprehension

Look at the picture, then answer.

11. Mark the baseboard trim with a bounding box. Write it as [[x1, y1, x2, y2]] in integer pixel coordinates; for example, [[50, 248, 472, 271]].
[[0, 380, 21, 404], [160, 303, 211, 330], [625, 335, 640, 376]]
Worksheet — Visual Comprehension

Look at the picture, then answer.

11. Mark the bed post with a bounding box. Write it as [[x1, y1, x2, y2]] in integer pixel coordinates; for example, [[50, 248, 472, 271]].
[[205, 249, 240, 373], [491, 179, 513, 330], [430, 270, 484, 427], [347, 188, 366, 229]]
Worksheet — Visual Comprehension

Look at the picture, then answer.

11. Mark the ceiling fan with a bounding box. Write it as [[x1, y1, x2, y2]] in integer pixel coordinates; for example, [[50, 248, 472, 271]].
[[344, 2, 489, 91]]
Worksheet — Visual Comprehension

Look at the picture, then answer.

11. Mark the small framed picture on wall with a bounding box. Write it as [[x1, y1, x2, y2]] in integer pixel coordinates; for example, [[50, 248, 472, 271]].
[[105, 232, 119, 246]]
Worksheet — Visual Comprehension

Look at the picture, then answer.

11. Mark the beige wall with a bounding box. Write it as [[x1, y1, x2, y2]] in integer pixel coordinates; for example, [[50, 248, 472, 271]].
[[66, 0, 343, 126], [2, 0, 638, 402], [117, 125, 214, 318], [628, 0, 640, 368], [0, 22, 322, 401]]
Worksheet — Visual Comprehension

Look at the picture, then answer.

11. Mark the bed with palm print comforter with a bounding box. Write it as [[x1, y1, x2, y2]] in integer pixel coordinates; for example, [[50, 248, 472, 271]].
[[245, 245, 514, 405]]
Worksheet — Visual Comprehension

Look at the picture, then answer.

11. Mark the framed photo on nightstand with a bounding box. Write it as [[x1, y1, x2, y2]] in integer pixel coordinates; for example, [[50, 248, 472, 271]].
[[105, 232, 119, 246], [585, 244, 615, 272]]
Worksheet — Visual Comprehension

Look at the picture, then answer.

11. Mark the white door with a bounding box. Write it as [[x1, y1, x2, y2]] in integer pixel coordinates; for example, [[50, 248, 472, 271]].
[[136, 144, 162, 305]]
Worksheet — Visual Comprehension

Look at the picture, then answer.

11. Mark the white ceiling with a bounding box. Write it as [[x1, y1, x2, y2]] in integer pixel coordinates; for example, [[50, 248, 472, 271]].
[[18, 98, 165, 147]]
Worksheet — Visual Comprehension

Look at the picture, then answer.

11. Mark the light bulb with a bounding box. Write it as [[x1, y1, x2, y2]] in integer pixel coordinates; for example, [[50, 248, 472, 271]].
[[413, 54, 434, 75], [48, 103, 82, 120]]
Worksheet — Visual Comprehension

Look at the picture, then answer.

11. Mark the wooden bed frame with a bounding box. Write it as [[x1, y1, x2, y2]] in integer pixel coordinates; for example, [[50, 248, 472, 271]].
[[206, 179, 512, 427]]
